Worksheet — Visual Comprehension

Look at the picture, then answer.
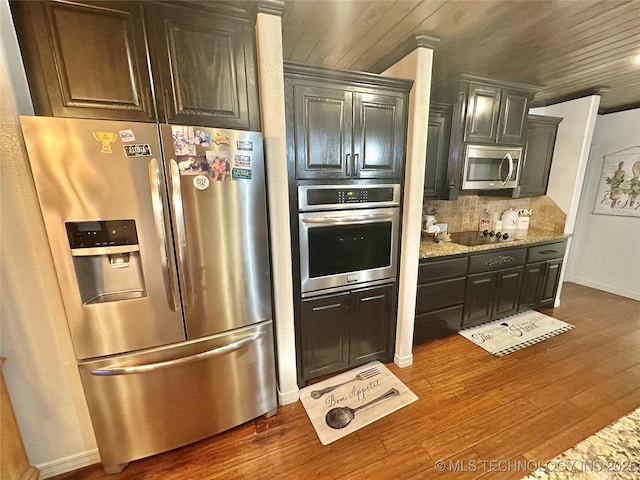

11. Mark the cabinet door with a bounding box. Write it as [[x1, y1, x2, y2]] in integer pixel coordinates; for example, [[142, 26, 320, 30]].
[[11, 0, 155, 121], [463, 83, 501, 144], [147, 4, 259, 129], [424, 107, 449, 197], [539, 258, 563, 306], [290, 83, 353, 179], [519, 116, 560, 197], [519, 262, 544, 312], [300, 293, 350, 380], [492, 266, 524, 320], [463, 272, 497, 328], [350, 284, 394, 365], [353, 91, 405, 179], [497, 89, 530, 145]]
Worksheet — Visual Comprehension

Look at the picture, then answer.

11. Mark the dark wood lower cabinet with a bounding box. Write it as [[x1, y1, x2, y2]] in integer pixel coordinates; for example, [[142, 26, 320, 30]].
[[463, 271, 496, 327], [299, 283, 396, 383], [493, 266, 524, 319], [300, 293, 350, 380]]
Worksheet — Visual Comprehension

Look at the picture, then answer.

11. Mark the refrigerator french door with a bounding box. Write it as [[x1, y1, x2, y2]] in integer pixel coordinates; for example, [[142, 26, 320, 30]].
[[20, 116, 276, 473]]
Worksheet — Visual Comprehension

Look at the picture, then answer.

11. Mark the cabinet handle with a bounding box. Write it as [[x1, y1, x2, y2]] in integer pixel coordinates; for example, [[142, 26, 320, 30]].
[[312, 303, 342, 312], [345, 153, 351, 176], [539, 250, 557, 255], [353, 153, 359, 177], [360, 294, 385, 302]]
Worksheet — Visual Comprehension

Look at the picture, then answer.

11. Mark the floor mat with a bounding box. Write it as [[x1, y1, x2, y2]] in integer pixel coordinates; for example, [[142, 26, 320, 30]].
[[299, 361, 418, 445], [458, 310, 574, 357]]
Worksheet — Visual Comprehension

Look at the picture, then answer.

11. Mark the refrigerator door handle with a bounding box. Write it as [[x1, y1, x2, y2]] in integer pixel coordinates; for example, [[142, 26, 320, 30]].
[[89, 331, 266, 375], [148, 158, 178, 312], [168, 158, 193, 310]]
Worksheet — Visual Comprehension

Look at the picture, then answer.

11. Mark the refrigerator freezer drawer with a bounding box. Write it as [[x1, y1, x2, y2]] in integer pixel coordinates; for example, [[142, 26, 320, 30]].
[[78, 321, 276, 470]]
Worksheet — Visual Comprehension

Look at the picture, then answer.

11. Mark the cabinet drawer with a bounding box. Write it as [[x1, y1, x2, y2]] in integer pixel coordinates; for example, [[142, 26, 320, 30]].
[[416, 277, 465, 314], [468, 248, 526, 273], [418, 257, 468, 283], [414, 305, 463, 344], [527, 241, 566, 263]]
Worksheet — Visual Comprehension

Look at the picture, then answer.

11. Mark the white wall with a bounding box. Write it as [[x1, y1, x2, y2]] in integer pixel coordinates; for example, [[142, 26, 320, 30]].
[[529, 96, 600, 304], [565, 109, 640, 300], [0, 1, 100, 477]]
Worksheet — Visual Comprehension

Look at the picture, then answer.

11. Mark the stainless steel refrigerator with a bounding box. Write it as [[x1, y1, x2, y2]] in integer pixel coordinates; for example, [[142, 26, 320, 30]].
[[20, 116, 277, 473]]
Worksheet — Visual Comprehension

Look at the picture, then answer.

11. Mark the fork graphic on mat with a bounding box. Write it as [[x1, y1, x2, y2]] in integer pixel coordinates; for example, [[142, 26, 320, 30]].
[[310, 366, 380, 399]]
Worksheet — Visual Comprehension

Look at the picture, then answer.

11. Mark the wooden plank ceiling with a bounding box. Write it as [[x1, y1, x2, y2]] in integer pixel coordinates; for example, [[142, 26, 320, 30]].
[[281, 0, 640, 113]]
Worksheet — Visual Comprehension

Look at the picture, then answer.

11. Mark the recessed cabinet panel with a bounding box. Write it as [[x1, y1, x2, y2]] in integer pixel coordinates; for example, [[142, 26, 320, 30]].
[[293, 84, 352, 179], [300, 293, 350, 379], [350, 285, 394, 365], [498, 90, 529, 144], [12, 0, 154, 120], [355, 92, 403, 178], [464, 83, 501, 143], [149, 4, 257, 129]]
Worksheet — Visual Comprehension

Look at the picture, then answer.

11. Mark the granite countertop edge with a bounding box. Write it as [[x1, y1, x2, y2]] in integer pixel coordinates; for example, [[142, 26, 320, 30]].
[[419, 229, 572, 260]]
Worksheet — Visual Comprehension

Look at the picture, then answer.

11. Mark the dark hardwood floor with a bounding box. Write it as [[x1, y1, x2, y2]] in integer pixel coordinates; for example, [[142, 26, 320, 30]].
[[52, 283, 640, 480]]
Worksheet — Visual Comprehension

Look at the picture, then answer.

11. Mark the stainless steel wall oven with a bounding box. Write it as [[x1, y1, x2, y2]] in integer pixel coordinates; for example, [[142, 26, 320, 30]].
[[298, 184, 401, 296]]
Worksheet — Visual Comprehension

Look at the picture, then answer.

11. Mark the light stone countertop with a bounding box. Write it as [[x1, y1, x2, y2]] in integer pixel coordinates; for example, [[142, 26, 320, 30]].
[[419, 229, 572, 260]]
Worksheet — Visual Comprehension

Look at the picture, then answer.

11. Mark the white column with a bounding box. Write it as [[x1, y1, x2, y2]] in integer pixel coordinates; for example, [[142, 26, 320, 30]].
[[383, 47, 434, 367], [255, 6, 299, 404]]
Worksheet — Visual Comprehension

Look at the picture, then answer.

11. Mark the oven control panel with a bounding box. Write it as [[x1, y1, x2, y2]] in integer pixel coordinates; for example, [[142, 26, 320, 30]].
[[299, 184, 401, 211]]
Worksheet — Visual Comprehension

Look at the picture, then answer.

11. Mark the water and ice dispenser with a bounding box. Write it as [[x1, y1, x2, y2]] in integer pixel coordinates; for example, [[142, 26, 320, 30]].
[[65, 220, 147, 304]]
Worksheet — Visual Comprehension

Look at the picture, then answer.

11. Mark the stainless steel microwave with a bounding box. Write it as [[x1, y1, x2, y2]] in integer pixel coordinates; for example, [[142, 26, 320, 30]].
[[461, 144, 523, 190]]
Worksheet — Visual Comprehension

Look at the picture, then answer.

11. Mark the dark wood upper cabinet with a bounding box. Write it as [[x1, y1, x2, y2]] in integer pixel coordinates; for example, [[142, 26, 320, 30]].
[[146, 3, 259, 130], [463, 83, 501, 144], [497, 89, 530, 144], [353, 92, 405, 179], [10, 0, 260, 129], [284, 62, 411, 181], [11, 0, 155, 121], [424, 103, 451, 198], [517, 114, 563, 197], [290, 83, 353, 179]]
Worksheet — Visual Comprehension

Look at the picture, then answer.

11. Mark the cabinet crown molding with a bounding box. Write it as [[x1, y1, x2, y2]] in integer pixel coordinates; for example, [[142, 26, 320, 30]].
[[368, 31, 440, 74], [256, 0, 285, 16]]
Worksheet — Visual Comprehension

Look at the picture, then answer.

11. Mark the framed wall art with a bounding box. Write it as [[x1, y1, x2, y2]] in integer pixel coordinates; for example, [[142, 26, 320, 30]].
[[593, 146, 640, 217]]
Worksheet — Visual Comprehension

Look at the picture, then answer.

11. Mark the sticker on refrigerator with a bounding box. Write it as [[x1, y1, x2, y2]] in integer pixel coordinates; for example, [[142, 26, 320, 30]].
[[212, 132, 231, 146], [193, 175, 210, 190], [236, 140, 253, 151], [118, 129, 136, 142], [123, 144, 151, 157], [232, 168, 252, 180], [172, 126, 196, 155], [92, 131, 117, 154], [177, 155, 209, 175], [234, 154, 251, 167]]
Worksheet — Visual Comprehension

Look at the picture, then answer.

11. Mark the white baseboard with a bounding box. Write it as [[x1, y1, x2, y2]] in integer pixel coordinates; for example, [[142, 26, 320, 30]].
[[565, 275, 640, 301], [394, 352, 413, 368], [278, 386, 299, 405], [37, 449, 100, 479]]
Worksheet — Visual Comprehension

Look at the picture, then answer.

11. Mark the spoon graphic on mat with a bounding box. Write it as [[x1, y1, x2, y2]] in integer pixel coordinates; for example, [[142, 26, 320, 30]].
[[325, 388, 400, 429]]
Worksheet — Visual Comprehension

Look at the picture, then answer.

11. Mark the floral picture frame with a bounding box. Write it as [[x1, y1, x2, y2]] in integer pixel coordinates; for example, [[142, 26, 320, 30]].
[[593, 146, 640, 217]]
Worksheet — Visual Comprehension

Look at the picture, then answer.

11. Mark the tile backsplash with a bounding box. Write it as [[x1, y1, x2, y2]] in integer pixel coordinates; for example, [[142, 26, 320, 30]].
[[423, 194, 566, 233]]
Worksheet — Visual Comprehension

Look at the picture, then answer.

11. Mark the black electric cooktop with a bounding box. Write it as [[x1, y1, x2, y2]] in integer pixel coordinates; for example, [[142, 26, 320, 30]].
[[449, 230, 517, 246]]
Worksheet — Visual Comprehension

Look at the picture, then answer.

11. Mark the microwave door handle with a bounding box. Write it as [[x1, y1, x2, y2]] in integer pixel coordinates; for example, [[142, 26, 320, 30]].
[[498, 154, 508, 184], [301, 213, 395, 224], [504, 152, 515, 185]]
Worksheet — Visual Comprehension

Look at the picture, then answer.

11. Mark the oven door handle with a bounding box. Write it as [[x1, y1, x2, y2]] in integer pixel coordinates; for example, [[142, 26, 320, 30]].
[[301, 213, 395, 224]]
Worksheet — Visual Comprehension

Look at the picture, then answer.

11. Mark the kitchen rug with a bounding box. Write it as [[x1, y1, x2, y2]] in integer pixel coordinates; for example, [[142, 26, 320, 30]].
[[522, 406, 640, 479], [458, 310, 574, 357], [299, 361, 418, 445]]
